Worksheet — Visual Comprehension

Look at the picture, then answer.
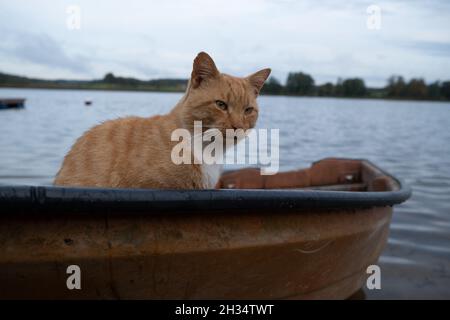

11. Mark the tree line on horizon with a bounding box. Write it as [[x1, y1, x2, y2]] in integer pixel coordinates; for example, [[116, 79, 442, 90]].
[[1, 70, 450, 101], [261, 72, 450, 101]]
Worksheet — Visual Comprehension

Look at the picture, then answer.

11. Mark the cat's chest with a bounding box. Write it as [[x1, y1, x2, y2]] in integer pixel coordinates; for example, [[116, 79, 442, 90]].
[[200, 163, 223, 189]]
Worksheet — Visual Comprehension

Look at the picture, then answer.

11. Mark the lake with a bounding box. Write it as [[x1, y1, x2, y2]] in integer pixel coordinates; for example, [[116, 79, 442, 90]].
[[1, 88, 449, 299]]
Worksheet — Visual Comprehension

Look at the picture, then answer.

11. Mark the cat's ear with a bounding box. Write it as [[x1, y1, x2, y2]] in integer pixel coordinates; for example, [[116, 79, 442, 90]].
[[247, 68, 271, 95], [191, 52, 220, 88]]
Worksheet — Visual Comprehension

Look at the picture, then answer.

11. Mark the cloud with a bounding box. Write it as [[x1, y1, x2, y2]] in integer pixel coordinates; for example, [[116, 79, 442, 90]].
[[0, 0, 449, 86], [401, 40, 450, 57], [0, 31, 90, 75]]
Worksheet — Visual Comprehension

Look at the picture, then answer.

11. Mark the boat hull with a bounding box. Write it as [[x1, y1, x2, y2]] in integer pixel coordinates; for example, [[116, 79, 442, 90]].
[[0, 98, 25, 109], [0, 158, 409, 299], [0, 206, 391, 299]]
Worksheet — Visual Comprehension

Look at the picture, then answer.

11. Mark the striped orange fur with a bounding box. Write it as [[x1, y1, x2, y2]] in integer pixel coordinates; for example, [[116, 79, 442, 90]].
[[54, 52, 270, 189]]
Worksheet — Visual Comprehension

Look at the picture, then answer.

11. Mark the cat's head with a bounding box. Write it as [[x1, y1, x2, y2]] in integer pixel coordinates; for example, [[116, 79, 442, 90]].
[[180, 52, 271, 135]]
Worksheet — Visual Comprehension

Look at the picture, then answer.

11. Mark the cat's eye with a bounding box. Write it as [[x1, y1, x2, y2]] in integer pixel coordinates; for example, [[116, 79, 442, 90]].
[[215, 100, 228, 111], [244, 107, 254, 115]]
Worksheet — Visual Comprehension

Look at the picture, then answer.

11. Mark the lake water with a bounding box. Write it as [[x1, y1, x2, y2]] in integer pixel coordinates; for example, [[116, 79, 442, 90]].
[[1, 88, 449, 299]]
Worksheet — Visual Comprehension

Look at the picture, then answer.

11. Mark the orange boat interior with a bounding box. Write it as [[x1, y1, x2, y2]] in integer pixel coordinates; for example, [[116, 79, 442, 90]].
[[218, 158, 399, 192]]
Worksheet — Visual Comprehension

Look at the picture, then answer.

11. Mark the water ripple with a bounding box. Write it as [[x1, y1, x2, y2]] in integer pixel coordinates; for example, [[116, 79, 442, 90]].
[[1, 89, 450, 298]]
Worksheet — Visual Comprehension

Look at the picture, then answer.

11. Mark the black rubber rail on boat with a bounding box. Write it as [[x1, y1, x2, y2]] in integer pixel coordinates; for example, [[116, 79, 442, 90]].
[[0, 183, 412, 214]]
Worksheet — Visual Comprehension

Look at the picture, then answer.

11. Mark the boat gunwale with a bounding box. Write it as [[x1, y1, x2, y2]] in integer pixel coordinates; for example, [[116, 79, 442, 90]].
[[0, 182, 411, 215], [0, 158, 412, 214]]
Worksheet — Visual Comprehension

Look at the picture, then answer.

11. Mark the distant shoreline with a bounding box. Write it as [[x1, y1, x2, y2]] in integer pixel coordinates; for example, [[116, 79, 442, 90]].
[[2, 83, 450, 104], [0, 83, 185, 94], [1, 71, 449, 103]]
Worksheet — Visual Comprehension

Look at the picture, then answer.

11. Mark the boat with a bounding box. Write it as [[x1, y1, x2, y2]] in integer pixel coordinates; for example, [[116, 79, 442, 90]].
[[0, 98, 25, 110], [0, 158, 410, 299]]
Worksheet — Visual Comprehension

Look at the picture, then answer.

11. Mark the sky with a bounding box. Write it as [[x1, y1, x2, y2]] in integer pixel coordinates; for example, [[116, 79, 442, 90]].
[[0, 0, 449, 87]]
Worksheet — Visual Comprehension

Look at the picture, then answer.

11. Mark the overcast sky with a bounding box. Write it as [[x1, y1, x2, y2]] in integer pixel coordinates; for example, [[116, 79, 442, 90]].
[[0, 0, 449, 87]]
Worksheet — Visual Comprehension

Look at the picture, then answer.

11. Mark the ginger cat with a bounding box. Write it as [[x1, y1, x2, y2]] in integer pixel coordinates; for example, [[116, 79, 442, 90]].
[[54, 52, 271, 189]]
